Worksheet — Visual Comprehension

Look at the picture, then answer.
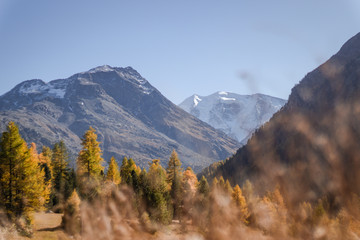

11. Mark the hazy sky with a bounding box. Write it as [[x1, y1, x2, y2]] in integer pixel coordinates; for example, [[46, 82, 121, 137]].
[[0, 0, 359, 104]]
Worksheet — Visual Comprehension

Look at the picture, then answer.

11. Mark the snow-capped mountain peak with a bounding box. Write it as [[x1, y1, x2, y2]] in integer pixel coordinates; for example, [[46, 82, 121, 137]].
[[179, 92, 287, 144], [81, 65, 154, 95], [87, 65, 115, 73]]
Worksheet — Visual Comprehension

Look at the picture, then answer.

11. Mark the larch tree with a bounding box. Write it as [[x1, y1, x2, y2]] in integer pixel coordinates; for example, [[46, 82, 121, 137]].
[[166, 150, 182, 183], [76, 127, 104, 199], [106, 156, 121, 185], [224, 179, 233, 195], [183, 167, 198, 198], [232, 184, 250, 224], [219, 176, 225, 189], [212, 177, 219, 190], [182, 167, 198, 221], [29, 143, 50, 209], [0, 122, 47, 226]]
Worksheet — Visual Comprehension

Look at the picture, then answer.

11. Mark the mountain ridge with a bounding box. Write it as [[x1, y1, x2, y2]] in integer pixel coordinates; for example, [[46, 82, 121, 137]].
[[0, 65, 240, 172], [179, 91, 286, 143], [201, 32, 360, 204]]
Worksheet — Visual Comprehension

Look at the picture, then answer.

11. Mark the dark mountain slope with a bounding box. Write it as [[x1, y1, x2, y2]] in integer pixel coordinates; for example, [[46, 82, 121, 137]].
[[205, 32, 360, 205], [0, 66, 240, 172]]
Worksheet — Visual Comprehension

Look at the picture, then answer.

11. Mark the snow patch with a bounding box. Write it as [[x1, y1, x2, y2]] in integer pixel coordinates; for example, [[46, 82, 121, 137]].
[[87, 65, 114, 73], [116, 71, 153, 95], [220, 97, 236, 101], [19, 80, 67, 98], [218, 91, 228, 95], [47, 87, 66, 98], [193, 95, 202, 107], [19, 82, 44, 94]]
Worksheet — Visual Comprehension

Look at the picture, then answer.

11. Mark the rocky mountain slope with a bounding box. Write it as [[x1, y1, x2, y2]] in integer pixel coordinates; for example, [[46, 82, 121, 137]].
[[179, 92, 286, 143], [202, 32, 360, 204], [0, 66, 240, 172]]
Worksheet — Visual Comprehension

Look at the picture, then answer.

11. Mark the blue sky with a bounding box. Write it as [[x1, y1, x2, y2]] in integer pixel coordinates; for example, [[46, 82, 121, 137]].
[[0, 0, 359, 104]]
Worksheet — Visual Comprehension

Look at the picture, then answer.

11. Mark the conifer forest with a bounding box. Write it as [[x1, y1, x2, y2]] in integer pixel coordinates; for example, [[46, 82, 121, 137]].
[[0, 121, 359, 239]]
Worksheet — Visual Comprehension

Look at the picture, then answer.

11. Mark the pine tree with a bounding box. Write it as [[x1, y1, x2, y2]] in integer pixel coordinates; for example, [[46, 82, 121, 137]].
[[197, 176, 210, 197], [62, 190, 81, 235], [120, 156, 128, 179], [145, 159, 172, 224], [120, 157, 138, 186], [76, 127, 104, 199], [0, 122, 47, 226], [242, 179, 254, 201], [166, 150, 183, 220], [106, 156, 121, 185], [136, 168, 149, 215], [51, 141, 72, 209], [38, 146, 52, 184], [194, 176, 210, 229]]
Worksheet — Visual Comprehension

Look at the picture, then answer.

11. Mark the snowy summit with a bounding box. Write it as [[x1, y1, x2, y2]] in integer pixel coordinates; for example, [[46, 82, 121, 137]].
[[179, 91, 287, 144]]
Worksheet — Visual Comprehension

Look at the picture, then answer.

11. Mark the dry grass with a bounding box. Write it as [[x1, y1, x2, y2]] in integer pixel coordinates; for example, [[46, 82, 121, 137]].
[[1, 212, 70, 240]]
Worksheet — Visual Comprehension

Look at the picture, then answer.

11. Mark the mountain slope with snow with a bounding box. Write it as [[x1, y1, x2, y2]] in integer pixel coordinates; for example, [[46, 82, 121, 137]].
[[179, 92, 286, 143]]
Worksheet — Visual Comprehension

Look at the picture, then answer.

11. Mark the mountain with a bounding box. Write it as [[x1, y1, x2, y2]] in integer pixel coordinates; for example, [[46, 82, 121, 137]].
[[202, 32, 360, 205], [0, 65, 240, 172], [179, 92, 286, 144]]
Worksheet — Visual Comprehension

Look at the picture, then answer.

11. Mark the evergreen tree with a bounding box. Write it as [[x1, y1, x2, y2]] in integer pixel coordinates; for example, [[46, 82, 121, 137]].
[[120, 157, 138, 186], [242, 179, 254, 201], [194, 176, 210, 229], [38, 146, 52, 184], [166, 150, 182, 184], [106, 156, 121, 185], [120, 156, 128, 180], [136, 168, 149, 215], [51, 141, 72, 209], [166, 150, 183, 220], [0, 122, 47, 225], [198, 176, 210, 197], [64, 168, 77, 204], [145, 159, 172, 224], [76, 127, 104, 199], [62, 190, 81, 235]]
